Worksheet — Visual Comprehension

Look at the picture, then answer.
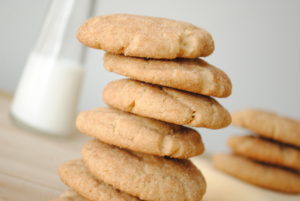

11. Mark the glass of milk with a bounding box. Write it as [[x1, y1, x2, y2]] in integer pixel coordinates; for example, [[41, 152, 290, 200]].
[[10, 0, 96, 136]]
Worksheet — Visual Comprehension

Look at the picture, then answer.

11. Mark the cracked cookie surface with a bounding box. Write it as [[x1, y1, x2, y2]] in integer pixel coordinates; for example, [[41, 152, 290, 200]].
[[77, 14, 214, 59], [103, 79, 231, 128], [76, 107, 204, 158], [104, 53, 231, 98], [82, 139, 206, 201]]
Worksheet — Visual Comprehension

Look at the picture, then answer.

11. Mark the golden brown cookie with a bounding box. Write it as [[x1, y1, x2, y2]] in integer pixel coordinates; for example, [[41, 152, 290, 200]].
[[213, 153, 300, 194], [52, 190, 89, 201], [77, 14, 214, 59], [232, 109, 300, 147], [228, 135, 300, 170], [103, 53, 231, 97], [59, 160, 140, 201], [103, 79, 231, 128], [76, 107, 204, 158], [82, 139, 206, 201]]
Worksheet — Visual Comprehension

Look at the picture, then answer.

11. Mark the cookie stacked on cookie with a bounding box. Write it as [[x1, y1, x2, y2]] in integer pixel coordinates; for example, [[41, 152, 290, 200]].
[[214, 109, 300, 194], [54, 14, 232, 201]]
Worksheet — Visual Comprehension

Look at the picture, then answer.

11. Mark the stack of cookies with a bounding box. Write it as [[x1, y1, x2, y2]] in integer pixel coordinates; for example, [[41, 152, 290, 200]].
[[54, 14, 232, 201], [214, 109, 300, 194]]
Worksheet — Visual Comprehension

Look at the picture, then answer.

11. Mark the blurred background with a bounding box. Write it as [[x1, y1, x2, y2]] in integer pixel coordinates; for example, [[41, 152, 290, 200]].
[[1, 0, 300, 152]]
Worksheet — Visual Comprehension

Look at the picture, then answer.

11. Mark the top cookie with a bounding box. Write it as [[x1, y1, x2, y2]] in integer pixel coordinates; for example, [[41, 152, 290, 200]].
[[104, 53, 232, 97], [77, 14, 214, 59], [232, 109, 300, 147]]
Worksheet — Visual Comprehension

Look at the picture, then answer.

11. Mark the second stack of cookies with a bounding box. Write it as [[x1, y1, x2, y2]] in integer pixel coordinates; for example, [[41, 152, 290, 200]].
[[57, 14, 233, 201], [214, 109, 300, 194]]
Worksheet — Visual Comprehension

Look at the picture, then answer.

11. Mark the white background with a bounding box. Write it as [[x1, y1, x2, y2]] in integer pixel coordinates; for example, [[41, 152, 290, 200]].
[[1, 0, 300, 152]]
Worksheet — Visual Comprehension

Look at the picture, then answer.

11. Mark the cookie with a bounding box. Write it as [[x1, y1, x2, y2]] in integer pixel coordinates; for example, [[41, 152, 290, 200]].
[[103, 53, 231, 98], [77, 14, 214, 59], [76, 107, 204, 158], [52, 190, 89, 201], [213, 153, 300, 193], [82, 139, 206, 201], [103, 79, 231, 128], [59, 160, 140, 201], [228, 135, 300, 170], [231, 109, 300, 147]]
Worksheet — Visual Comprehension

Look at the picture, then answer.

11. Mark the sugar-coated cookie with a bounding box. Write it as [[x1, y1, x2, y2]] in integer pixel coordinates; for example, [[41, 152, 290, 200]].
[[103, 79, 231, 128], [59, 160, 140, 201], [232, 109, 300, 147], [104, 53, 231, 97], [213, 153, 300, 194], [77, 14, 214, 59], [82, 139, 206, 201], [228, 135, 300, 170], [76, 107, 204, 158]]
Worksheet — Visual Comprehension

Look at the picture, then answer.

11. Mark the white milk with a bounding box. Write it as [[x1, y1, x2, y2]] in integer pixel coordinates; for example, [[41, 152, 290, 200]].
[[11, 52, 84, 136]]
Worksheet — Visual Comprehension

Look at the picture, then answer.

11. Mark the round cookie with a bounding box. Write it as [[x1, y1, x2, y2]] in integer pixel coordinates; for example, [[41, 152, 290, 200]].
[[77, 14, 214, 59], [213, 153, 300, 194], [59, 160, 140, 201], [82, 139, 206, 201], [103, 53, 231, 98], [228, 135, 300, 170], [231, 109, 300, 147], [103, 79, 231, 128], [76, 107, 204, 159], [52, 190, 89, 201]]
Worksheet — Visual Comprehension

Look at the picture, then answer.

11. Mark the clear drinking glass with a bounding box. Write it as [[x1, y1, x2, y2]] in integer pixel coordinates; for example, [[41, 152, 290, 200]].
[[10, 0, 95, 136]]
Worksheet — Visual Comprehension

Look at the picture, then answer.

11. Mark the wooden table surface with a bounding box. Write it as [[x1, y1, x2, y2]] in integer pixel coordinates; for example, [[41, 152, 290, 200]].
[[1, 92, 299, 201], [0, 93, 89, 201]]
